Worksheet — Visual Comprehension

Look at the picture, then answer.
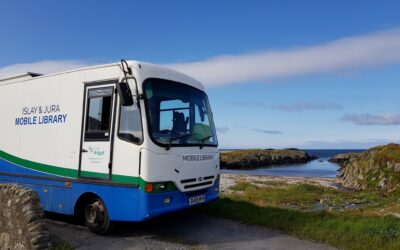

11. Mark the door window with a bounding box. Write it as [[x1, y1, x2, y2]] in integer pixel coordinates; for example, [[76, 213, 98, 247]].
[[85, 87, 114, 141]]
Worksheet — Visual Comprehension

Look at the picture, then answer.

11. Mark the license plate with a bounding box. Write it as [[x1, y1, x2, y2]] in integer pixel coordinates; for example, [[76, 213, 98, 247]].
[[189, 195, 206, 205]]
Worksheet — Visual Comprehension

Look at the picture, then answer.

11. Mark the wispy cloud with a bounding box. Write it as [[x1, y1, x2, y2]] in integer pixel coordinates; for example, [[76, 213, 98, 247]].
[[302, 139, 397, 149], [231, 101, 342, 112], [0, 60, 91, 79], [233, 125, 283, 135], [168, 28, 400, 87], [230, 102, 269, 109], [216, 126, 230, 134], [251, 128, 283, 134], [342, 113, 400, 125], [271, 101, 342, 112]]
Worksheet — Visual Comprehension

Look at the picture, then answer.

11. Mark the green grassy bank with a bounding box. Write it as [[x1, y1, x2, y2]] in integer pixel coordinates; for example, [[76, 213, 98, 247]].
[[199, 181, 400, 250]]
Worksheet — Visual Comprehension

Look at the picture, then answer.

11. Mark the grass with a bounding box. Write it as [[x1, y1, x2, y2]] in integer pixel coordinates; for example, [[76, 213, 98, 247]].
[[198, 182, 400, 250], [229, 182, 397, 211], [372, 144, 400, 163], [220, 149, 306, 161], [340, 144, 400, 192], [220, 148, 311, 169], [51, 242, 74, 250]]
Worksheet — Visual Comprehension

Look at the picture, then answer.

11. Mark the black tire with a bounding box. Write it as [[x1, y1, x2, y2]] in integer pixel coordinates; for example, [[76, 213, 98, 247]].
[[0, 184, 52, 250], [84, 198, 113, 235]]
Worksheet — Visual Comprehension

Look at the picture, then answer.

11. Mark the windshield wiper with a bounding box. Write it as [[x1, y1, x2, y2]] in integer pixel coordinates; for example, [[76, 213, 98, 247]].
[[199, 134, 214, 149], [166, 134, 192, 150]]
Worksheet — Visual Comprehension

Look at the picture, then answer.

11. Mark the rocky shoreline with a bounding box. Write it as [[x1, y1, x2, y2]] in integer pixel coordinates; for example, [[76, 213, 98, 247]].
[[220, 149, 317, 169], [220, 144, 400, 194], [328, 152, 361, 166], [220, 173, 340, 193], [338, 144, 400, 192]]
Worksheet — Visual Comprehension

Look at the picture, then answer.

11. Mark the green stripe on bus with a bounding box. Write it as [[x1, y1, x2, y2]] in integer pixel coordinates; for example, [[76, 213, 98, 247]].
[[79, 171, 108, 179], [0, 150, 77, 178], [0, 150, 178, 191]]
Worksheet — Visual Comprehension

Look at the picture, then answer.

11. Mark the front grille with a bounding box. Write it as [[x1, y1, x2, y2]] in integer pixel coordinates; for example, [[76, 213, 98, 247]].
[[181, 178, 196, 184], [184, 181, 213, 189], [180, 175, 215, 190]]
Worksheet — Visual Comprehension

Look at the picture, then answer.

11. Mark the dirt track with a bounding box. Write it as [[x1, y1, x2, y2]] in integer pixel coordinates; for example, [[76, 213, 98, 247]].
[[48, 210, 336, 250]]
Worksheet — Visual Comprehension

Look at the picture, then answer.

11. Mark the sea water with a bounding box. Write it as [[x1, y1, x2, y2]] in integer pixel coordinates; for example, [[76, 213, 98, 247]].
[[221, 149, 365, 178]]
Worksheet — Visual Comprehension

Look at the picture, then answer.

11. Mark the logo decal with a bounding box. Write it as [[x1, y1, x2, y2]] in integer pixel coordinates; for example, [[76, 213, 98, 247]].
[[15, 104, 68, 126], [182, 154, 214, 162]]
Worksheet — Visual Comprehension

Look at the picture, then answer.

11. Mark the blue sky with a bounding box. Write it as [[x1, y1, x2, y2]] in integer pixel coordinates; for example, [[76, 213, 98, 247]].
[[1, 1, 400, 149]]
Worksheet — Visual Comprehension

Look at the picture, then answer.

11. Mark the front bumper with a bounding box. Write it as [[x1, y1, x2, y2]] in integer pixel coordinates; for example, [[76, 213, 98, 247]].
[[108, 180, 219, 222], [144, 181, 219, 219]]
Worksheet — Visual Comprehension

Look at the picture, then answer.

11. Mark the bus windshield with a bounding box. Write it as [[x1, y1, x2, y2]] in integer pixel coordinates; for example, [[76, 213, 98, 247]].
[[143, 78, 217, 147]]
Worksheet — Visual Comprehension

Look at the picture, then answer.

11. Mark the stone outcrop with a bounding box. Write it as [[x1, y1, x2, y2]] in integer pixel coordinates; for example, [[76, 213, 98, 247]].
[[329, 152, 361, 167], [0, 184, 52, 250], [339, 144, 400, 192], [220, 149, 316, 169]]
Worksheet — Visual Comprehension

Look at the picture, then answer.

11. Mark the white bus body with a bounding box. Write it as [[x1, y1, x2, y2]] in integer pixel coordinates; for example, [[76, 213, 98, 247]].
[[0, 61, 220, 234]]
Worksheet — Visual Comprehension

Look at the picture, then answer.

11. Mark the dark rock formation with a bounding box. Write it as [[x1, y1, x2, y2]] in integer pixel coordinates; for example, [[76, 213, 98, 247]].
[[339, 144, 400, 192], [0, 184, 52, 250], [220, 149, 317, 169], [329, 152, 361, 167]]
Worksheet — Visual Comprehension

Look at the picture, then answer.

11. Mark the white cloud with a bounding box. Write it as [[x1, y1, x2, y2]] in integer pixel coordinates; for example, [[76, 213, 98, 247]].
[[342, 113, 400, 125], [251, 128, 283, 135], [301, 139, 397, 149], [232, 101, 342, 112], [168, 28, 400, 87], [0, 60, 91, 79], [5, 27, 400, 87], [216, 126, 230, 134], [271, 101, 343, 112]]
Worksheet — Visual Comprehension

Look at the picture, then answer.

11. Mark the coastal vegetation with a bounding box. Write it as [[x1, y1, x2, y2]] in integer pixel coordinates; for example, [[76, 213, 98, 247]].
[[220, 149, 316, 169], [339, 144, 400, 192], [200, 174, 400, 250], [52, 242, 74, 250], [202, 144, 400, 250]]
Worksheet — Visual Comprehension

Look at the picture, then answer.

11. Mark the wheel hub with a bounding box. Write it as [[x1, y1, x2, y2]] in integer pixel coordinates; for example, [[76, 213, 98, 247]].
[[86, 201, 105, 224]]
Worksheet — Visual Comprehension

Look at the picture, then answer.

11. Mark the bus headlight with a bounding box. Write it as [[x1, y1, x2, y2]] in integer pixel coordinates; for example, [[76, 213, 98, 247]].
[[155, 183, 168, 192]]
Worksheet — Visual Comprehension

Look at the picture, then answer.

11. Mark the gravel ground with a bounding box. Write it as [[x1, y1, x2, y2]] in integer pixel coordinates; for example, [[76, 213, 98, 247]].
[[48, 210, 336, 250], [46, 173, 340, 249]]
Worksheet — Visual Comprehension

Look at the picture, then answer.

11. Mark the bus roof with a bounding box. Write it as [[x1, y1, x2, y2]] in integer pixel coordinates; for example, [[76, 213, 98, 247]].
[[0, 60, 205, 91]]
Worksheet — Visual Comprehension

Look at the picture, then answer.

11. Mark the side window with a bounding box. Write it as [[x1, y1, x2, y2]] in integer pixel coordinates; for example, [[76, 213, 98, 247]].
[[85, 87, 114, 141], [118, 102, 143, 143]]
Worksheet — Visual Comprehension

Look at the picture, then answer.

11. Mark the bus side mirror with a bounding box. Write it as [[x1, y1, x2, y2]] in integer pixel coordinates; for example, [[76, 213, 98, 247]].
[[117, 81, 134, 106]]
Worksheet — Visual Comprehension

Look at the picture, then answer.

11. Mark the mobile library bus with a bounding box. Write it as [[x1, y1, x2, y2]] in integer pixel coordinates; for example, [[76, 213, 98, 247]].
[[0, 60, 219, 234]]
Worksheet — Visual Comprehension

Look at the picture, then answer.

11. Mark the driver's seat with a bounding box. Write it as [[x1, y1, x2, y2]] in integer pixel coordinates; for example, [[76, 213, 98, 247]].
[[172, 111, 188, 134]]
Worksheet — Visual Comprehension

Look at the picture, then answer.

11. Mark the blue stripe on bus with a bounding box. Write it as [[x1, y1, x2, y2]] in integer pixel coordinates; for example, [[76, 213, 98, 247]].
[[0, 156, 53, 177], [0, 157, 219, 221]]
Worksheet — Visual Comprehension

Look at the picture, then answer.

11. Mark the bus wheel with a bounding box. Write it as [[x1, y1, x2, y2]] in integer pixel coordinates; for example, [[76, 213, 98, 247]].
[[84, 198, 113, 235]]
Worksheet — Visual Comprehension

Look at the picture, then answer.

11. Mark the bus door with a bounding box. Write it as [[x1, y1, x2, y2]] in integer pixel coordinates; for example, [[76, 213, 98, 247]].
[[79, 83, 116, 180]]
